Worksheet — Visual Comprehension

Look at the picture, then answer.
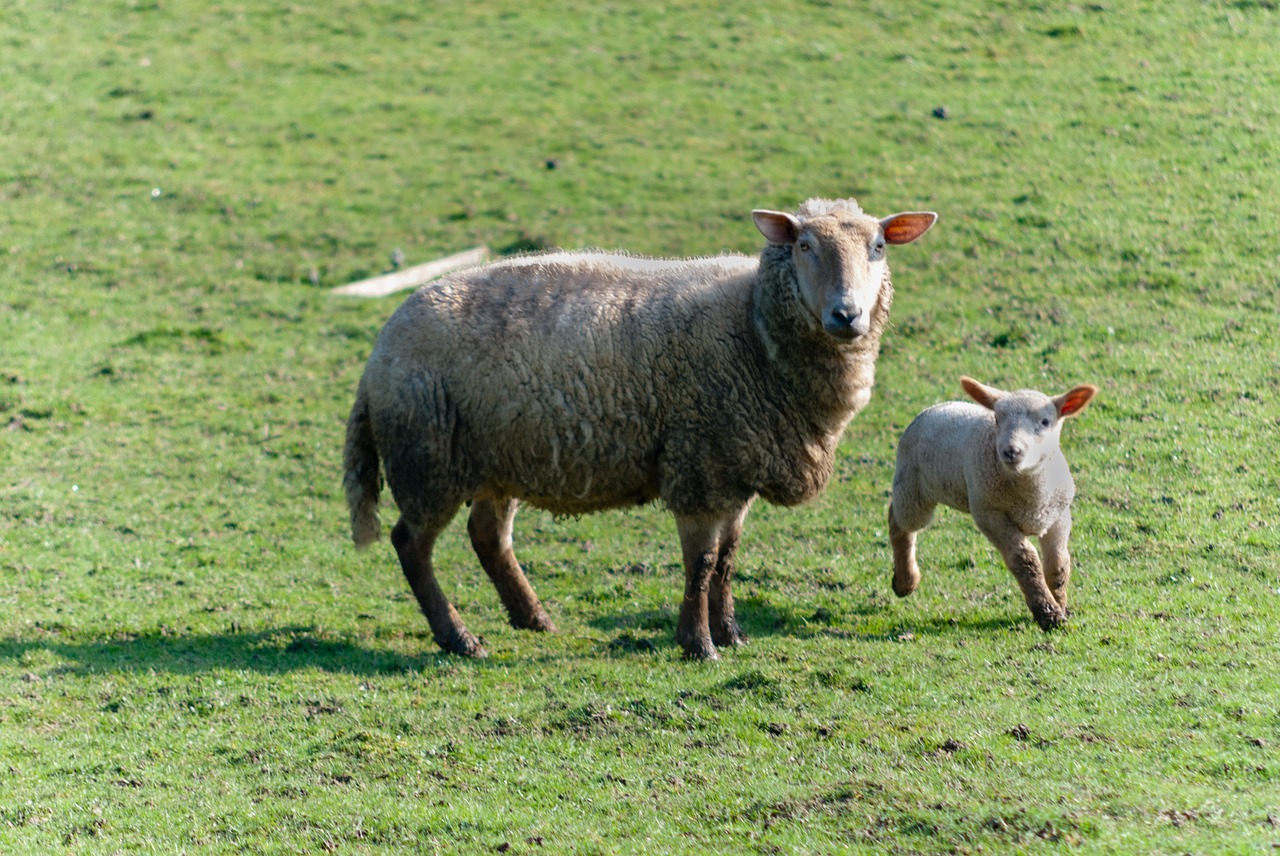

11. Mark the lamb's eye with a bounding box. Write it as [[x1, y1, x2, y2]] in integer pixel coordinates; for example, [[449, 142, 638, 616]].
[[797, 240, 811, 253], [1040, 417, 1052, 428]]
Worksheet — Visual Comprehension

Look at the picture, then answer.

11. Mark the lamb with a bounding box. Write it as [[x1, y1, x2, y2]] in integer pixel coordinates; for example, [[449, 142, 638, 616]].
[[888, 376, 1099, 630], [344, 198, 937, 659]]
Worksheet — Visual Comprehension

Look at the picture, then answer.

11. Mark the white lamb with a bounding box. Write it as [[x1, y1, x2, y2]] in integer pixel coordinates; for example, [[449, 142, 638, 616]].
[[888, 376, 1098, 630]]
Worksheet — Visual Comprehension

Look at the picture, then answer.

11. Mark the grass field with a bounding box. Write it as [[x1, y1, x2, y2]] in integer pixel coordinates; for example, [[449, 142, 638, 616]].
[[2, 0, 1279, 852]]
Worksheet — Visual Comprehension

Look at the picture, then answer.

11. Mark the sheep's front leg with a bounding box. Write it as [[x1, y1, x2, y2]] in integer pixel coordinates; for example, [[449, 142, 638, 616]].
[[467, 496, 556, 633], [974, 512, 1066, 631], [1039, 511, 1073, 614], [674, 513, 730, 660], [707, 506, 750, 648]]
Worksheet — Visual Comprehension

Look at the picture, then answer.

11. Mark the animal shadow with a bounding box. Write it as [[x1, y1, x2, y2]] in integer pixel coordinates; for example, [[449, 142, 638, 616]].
[[0, 624, 468, 677]]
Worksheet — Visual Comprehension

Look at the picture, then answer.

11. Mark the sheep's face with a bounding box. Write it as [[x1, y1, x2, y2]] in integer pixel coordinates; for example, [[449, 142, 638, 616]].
[[753, 204, 937, 343], [960, 377, 1099, 475], [793, 215, 886, 341]]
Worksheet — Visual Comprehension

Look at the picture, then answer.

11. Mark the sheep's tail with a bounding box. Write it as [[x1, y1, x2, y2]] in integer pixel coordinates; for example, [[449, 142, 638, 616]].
[[343, 385, 383, 547]]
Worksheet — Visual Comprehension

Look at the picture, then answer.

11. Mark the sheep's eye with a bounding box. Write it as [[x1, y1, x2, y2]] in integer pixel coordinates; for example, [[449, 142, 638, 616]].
[[797, 240, 812, 254], [1040, 417, 1052, 428]]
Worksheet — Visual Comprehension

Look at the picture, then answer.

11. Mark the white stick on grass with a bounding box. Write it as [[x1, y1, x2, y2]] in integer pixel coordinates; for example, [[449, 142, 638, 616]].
[[332, 246, 490, 297]]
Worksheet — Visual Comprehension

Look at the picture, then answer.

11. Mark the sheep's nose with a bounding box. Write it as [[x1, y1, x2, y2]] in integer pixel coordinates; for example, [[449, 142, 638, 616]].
[[831, 307, 862, 328]]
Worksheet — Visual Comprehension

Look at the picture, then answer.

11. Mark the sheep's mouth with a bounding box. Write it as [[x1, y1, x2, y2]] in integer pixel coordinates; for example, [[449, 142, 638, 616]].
[[823, 324, 864, 343]]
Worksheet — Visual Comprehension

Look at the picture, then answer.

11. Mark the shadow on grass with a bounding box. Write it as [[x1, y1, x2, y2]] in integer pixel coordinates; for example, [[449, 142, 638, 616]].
[[832, 613, 1029, 642], [0, 624, 469, 677], [2, 610, 1039, 677], [587, 597, 793, 640], [587, 596, 1031, 641]]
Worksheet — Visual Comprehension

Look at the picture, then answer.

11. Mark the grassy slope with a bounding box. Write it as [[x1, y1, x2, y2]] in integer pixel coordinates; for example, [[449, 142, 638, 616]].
[[1, 0, 1278, 852]]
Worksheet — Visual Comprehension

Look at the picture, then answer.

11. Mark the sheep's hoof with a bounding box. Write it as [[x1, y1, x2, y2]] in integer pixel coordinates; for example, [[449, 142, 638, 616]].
[[439, 629, 489, 658], [712, 620, 748, 648], [680, 636, 720, 661], [510, 608, 557, 634], [1033, 609, 1068, 632]]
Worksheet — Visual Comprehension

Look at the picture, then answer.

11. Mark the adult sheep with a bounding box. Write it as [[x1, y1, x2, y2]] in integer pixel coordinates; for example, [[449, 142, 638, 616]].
[[344, 198, 937, 659]]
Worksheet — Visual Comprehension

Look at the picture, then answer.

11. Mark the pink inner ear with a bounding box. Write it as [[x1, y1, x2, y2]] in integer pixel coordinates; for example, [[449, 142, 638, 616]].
[[882, 212, 938, 245], [752, 211, 799, 245], [1058, 385, 1098, 417]]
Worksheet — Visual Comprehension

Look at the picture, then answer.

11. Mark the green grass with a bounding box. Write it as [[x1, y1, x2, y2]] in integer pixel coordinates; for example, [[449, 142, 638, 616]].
[[2, 0, 1279, 852]]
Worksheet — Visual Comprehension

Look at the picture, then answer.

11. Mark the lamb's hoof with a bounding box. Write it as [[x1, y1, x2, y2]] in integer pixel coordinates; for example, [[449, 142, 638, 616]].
[[680, 635, 720, 661], [439, 629, 489, 658], [712, 620, 748, 648], [892, 570, 920, 598]]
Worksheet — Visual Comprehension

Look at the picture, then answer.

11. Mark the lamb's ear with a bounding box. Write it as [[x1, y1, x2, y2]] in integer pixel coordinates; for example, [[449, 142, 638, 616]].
[[752, 210, 801, 245], [1054, 384, 1098, 418], [960, 376, 1003, 410], [881, 212, 938, 245]]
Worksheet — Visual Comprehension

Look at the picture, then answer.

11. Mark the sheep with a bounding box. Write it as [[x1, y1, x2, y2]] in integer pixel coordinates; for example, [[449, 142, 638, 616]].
[[344, 198, 937, 659], [888, 376, 1099, 630]]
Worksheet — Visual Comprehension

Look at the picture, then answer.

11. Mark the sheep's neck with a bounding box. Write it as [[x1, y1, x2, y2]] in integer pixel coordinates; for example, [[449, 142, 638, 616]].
[[751, 248, 890, 431]]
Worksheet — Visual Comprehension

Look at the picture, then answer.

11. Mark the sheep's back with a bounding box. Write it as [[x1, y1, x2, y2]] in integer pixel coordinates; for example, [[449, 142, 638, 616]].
[[362, 253, 761, 512]]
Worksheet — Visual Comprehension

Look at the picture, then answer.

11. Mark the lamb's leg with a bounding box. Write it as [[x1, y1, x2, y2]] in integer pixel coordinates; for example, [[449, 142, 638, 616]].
[[974, 512, 1066, 631], [707, 506, 750, 648], [888, 503, 922, 598], [391, 514, 488, 657], [1040, 511, 1073, 614], [674, 513, 724, 660], [467, 496, 556, 632]]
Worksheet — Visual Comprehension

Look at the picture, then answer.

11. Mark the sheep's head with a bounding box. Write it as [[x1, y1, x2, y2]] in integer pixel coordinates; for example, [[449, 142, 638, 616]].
[[753, 199, 936, 342], [960, 377, 1098, 474]]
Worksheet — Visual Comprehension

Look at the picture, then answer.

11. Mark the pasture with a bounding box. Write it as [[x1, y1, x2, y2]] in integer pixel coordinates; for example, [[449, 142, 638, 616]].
[[2, 1, 1278, 852]]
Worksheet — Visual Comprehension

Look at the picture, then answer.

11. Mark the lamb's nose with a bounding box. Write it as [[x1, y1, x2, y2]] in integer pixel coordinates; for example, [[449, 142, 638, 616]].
[[1001, 445, 1024, 465]]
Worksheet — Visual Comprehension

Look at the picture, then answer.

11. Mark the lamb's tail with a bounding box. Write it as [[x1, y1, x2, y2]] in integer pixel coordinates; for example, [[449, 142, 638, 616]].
[[343, 386, 383, 547]]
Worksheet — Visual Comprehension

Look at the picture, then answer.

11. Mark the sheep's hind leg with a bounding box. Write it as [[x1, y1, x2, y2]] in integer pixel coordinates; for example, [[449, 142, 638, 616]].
[[889, 504, 922, 598], [707, 506, 750, 648], [391, 513, 488, 658], [467, 496, 556, 632], [673, 514, 723, 660]]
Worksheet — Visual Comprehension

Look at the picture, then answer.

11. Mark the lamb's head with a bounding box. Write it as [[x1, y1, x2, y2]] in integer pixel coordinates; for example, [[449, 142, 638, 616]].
[[752, 198, 936, 342], [960, 377, 1098, 474]]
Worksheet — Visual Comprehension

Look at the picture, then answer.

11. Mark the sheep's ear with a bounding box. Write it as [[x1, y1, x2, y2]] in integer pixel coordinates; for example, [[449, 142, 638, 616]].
[[752, 210, 801, 245], [1054, 384, 1098, 418], [960, 376, 1003, 410], [881, 212, 938, 245]]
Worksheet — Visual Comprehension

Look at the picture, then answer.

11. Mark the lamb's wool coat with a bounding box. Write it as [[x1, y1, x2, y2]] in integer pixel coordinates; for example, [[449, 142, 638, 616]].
[[888, 378, 1097, 630], [345, 198, 936, 658]]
